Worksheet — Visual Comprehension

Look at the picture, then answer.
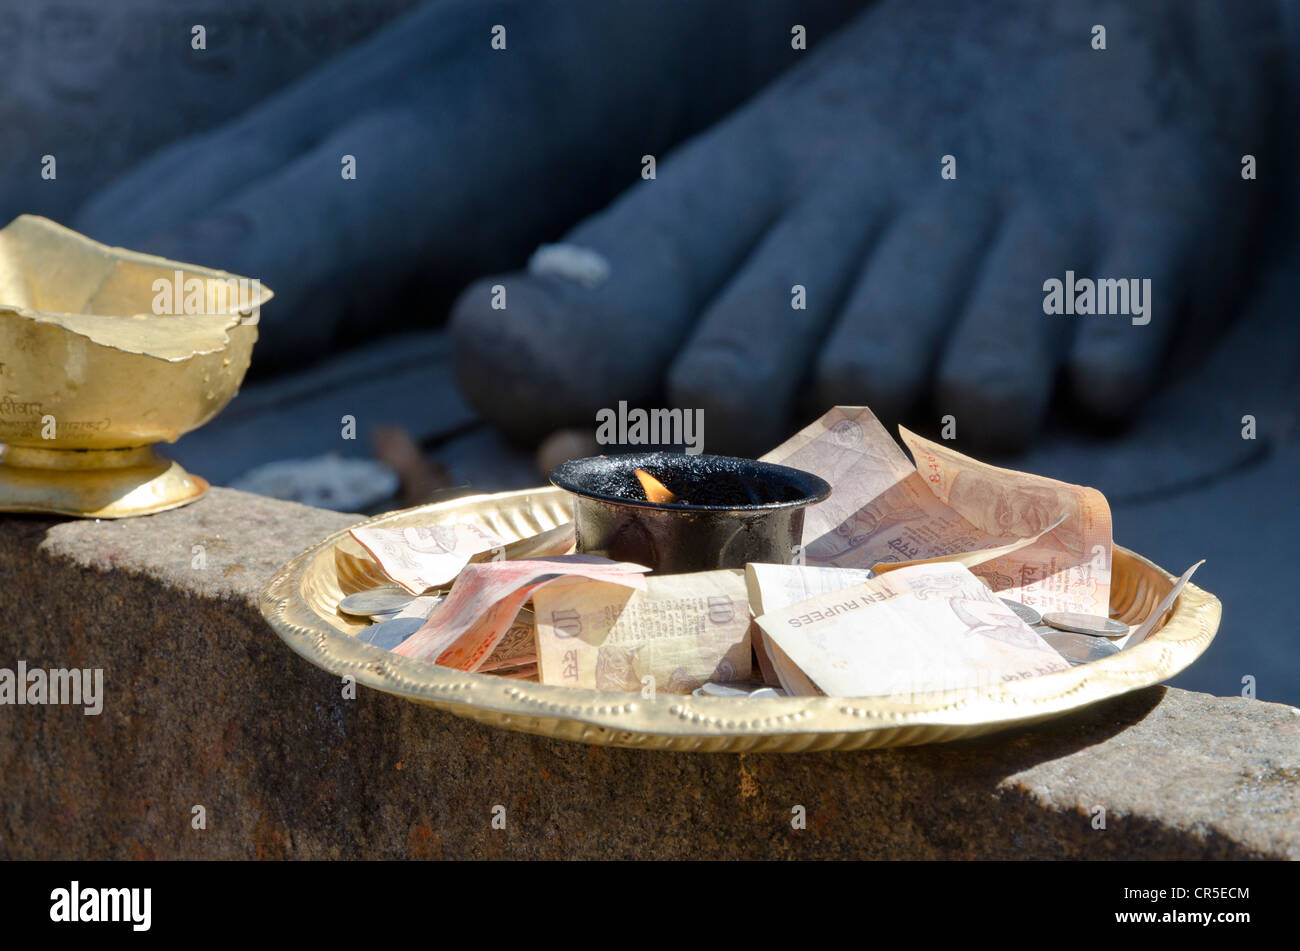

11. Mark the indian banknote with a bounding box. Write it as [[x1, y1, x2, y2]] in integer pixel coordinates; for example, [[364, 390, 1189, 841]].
[[495, 521, 576, 560], [391, 556, 649, 669], [868, 515, 1063, 575], [754, 562, 1070, 698], [477, 607, 538, 672], [744, 562, 877, 615], [761, 406, 1113, 616], [351, 521, 575, 595], [898, 426, 1112, 616], [350, 522, 506, 594], [744, 562, 875, 689], [534, 569, 753, 693]]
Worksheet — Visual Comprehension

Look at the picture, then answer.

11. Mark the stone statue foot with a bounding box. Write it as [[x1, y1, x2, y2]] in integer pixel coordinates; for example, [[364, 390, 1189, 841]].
[[74, 0, 866, 372], [452, 0, 1289, 453]]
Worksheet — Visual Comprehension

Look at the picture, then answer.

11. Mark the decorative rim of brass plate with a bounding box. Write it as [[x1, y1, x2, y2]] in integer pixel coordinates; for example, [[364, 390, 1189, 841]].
[[259, 486, 1221, 752]]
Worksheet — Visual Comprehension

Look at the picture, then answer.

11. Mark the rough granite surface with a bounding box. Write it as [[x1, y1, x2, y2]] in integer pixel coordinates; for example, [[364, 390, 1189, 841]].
[[0, 487, 1296, 859]]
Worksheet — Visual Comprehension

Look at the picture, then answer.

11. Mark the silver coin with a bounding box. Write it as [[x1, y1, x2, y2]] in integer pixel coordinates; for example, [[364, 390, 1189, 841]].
[[1040, 630, 1120, 666], [339, 587, 415, 617], [356, 616, 426, 650], [999, 598, 1042, 627], [1042, 612, 1129, 638]]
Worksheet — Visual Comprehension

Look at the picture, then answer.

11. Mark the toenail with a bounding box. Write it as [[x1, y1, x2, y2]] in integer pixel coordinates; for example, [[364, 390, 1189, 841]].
[[527, 243, 611, 288]]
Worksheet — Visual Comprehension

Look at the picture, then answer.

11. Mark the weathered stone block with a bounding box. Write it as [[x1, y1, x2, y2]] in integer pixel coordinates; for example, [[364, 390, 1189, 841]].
[[0, 488, 1295, 859]]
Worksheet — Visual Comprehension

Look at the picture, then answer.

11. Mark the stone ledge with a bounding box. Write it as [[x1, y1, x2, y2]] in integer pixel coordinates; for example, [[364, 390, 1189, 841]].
[[0, 487, 1296, 859]]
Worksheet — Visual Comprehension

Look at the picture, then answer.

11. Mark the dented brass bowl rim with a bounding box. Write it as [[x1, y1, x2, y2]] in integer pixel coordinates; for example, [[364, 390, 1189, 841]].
[[0, 301, 262, 326], [259, 486, 1222, 752], [0, 214, 273, 326]]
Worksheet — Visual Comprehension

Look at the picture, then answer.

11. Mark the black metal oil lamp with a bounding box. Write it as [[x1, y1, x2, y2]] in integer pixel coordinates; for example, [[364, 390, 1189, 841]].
[[550, 452, 831, 573]]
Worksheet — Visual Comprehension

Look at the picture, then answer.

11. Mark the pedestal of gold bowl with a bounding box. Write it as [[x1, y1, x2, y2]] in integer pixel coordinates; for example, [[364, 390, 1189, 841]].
[[0, 215, 271, 518], [0, 445, 206, 518]]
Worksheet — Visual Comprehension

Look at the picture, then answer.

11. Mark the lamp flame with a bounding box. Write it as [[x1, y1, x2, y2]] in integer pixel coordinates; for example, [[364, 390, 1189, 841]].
[[633, 468, 677, 504]]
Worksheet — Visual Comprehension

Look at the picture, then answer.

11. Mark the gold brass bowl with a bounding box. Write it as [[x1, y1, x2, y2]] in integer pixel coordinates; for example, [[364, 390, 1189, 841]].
[[260, 486, 1222, 752], [0, 215, 271, 518]]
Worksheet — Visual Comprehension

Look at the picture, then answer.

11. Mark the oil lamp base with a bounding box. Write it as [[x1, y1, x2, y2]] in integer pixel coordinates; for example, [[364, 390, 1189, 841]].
[[0, 445, 207, 518]]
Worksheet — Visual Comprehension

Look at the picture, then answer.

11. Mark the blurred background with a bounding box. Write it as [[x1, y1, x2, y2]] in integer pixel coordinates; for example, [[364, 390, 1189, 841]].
[[4, 0, 1297, 703]]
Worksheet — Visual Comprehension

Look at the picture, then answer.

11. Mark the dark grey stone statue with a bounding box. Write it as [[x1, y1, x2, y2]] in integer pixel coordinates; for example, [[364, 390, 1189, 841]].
[[3, 0, 420, 225], [69, 0, 1297, 454]]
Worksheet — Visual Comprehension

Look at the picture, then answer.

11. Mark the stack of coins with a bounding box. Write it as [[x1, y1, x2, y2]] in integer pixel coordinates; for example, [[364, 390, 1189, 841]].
[[338, 585, 416, 619], [339, 585, 444, 650], [1000, 600, 1128, 667]]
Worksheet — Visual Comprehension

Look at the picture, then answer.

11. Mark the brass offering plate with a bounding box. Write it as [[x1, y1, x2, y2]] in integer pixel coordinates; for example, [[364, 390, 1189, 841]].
[[260, 487, 1221, 752]]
